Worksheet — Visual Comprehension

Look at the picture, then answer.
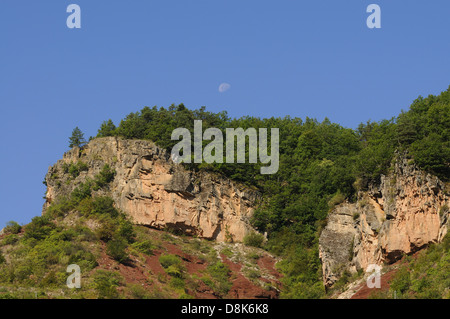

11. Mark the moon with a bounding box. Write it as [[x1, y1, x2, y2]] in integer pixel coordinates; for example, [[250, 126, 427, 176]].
[[218, 83, 231, 93]]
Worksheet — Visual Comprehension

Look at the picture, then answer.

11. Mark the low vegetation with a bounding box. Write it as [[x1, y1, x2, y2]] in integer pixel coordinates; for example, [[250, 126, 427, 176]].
[[383, 233, 449, 299]]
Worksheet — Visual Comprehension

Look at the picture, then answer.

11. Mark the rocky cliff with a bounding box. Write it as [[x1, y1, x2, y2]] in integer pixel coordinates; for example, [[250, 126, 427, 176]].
[[44, 137, 260, 242], [319, 156, 449, 288]]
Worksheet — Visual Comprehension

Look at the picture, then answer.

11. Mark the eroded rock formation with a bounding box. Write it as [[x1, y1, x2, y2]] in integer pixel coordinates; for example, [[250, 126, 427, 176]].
[[44, 137, 260, 242], [319, 156, 449, 288]]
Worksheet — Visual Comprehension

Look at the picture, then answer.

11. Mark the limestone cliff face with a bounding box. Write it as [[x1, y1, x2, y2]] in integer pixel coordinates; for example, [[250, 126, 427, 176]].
[[44, 137, 260, 242], [319, 157, 449, 288]]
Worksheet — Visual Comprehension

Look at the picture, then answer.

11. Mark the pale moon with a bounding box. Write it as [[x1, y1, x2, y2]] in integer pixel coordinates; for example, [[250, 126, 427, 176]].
[[218, 83, 231, 93]]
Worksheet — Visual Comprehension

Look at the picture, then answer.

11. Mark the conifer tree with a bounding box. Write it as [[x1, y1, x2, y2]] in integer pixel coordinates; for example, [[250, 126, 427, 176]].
[[69, 127, 86, 148]]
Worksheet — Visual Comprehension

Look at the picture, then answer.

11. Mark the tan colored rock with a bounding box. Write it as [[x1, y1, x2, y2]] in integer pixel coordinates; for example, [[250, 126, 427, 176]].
[[319, 156, 449, 288], [374, 157, 446, 262], [44, 137, 260, 242], [318, 203, 358, 288]]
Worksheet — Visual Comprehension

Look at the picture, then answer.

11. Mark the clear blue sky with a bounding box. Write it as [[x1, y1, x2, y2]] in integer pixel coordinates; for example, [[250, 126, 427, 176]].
[[1, 0, 449, 227]]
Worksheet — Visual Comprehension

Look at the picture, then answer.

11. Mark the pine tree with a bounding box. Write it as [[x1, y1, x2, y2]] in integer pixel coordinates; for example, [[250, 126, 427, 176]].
[[69, 127, 86, 148], [97, 119, 116, 137]]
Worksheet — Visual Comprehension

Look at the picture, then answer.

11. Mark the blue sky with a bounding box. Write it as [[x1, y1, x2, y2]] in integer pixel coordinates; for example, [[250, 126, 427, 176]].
[[1, 0, 449, 227]]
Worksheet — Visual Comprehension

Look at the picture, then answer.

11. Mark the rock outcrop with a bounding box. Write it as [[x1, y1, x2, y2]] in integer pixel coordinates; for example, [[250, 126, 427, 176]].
[[319, 156, 449, 288], [44, 137, 260, 242]]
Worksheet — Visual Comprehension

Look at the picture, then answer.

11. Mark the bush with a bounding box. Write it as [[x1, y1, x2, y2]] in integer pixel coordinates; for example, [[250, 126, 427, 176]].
[[128, 283, 150, 299], [95, 216, 116, 242], [1, 234, 18, 246], [91, 196, 119, 218], [71, 181, 92, 203], [92, 270, 122, 299], [73, 226, 97, 242], [169, 277, 185, 290], [67, 247, 98, 271], [94, 164, 116, 189], [117, 219, 136, 244], [46, 198, 74, 218], [159, 254, 185, 279], [39, 271, 61, 288], [159, 254, 182, 269], [131, 240, 155, 255], [166, 265, 183, 278], [206, 262, 232, 296], [328, 192, 346, 208], [106, 238, 129, 263], [3, 221, 21, 235], [243, 232, 265, 248], [68, 161, 89, 178], [390, 267, 411, 294], [24, 216, 56, 241]]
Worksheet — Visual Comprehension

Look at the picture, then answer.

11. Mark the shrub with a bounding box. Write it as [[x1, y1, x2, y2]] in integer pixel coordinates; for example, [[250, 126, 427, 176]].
[[106, 238, 129, 263], [169, 277, 185, 290], [92, 270, 122, 299], [46, 198, 75, 218], [94, 164, 116, 189], [68, 161, 89, 178], [159, 254, 182, 269], [131, 240, 155, 255], [14, 264, 33, 282], [128, 284, 150, 299], [24, 216, 56, 241], [67, 247, 98, 270], [91, 196, 119, 218], [246, 252, 261, 262], [243, 232, 265, 248], [117, 219, 136, 244], [3, 221, 21, 235], [73, 226, 97, 242], [39, 271, 60, 288], [206, 262, 232, 296], [328, 192, 346, 208], [390, 267, 411, 294], [95, 216, 116, 242], [166, 265, 183, 278], [1, 234, 19, 246], [71, 181, 92, 203]]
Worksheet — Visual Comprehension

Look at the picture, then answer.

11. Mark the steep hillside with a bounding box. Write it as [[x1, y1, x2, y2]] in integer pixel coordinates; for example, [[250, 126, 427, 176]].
[[0, 202, 281, 299], [331, 231, 450, 299]]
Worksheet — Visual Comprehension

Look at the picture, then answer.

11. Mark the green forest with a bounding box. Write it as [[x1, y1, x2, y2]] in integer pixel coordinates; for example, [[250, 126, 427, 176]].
[[92, 88, 450, 298]]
